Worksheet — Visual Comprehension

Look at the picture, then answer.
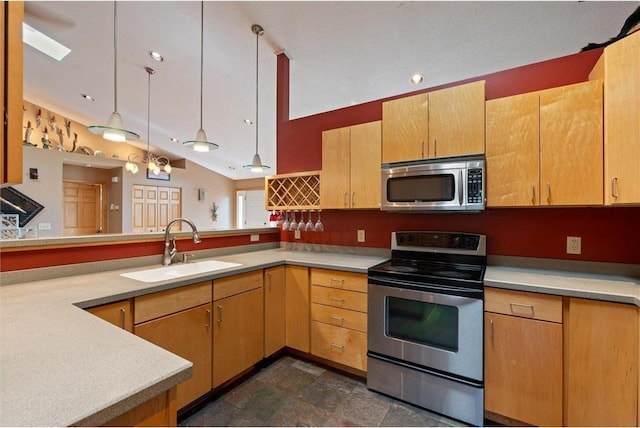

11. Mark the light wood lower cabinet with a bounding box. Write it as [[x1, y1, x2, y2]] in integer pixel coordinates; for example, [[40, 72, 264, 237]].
[[133, 282, 212, 411], [264, 266, 286, 357], [212, 272, 264, 388], [565, 298, 638, 427], [484, 287, 563, 426], [309, 269, 367, 371], [285, 265, 310, 352], [87, 299, 133, 332], [103, 387, 177, 427]]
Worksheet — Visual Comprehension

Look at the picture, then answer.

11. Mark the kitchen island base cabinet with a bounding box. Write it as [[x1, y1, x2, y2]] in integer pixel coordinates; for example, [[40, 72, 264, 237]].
[[565, 298, 638, 427], [87, 299, 133, 332], [103, 387, 177, 427], [213, 271, 264, 388]]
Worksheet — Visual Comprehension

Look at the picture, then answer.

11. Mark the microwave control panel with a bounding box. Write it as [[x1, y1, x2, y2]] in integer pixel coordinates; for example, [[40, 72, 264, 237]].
[[467, 168, 483, 204]]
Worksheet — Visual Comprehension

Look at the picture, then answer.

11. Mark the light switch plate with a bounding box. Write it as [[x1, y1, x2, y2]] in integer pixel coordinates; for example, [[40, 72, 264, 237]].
[[250, 234, 259, 242], [295, 230, 301, 239], [357, 230, 365, 242]]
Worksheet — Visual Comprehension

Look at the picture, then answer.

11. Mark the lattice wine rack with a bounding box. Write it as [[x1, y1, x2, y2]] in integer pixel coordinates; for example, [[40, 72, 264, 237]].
[[265, 171, 321, 210]]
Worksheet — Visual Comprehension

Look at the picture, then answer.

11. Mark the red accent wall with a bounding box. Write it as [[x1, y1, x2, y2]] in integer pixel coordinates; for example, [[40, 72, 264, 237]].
[[276, 48, 640, 264], [0, 232, 280, 272]]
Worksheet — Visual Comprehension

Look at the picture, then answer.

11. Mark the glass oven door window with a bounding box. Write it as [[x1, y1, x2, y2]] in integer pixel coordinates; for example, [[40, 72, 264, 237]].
[[386, 174, 455, 202], [386, 296, 458, 352]]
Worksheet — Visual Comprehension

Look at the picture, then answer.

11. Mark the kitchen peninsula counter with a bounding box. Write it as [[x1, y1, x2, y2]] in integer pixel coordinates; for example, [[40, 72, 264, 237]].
[[1, 247, 638, 426]]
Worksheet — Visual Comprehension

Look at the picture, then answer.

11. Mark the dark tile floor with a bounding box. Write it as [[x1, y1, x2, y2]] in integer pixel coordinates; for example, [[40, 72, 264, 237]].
[[179, 355, 465, 427]]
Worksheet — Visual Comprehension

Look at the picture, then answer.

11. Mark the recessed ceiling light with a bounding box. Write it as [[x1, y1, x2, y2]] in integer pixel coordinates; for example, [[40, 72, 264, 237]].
[[149, 51, 164, 62], [170, 137, 179, 143], [81, 94, 95, 101], [410, 73, 424, 84], [228, 166, 236, 170], [23, 23, 71, 61], [244, 119, 253, 125]]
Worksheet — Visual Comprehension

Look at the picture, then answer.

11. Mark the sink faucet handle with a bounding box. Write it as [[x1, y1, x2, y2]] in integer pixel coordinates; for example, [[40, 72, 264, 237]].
[[182, 253, 195, 263]]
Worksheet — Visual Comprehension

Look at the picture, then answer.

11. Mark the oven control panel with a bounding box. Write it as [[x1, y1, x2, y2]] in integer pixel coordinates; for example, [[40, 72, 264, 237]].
[[393, 231, 485, 255]]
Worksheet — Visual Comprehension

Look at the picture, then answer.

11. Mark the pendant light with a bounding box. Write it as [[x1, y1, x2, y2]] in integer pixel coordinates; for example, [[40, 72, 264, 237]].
[[88, 1, 139, 142], [183, 1, 218, 152], [243, 24, 270, 172], [145, 67, 159, 174]]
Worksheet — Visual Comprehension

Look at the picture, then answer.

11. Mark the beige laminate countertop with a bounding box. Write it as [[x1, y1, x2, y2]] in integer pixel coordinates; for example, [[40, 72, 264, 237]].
[[1, 248, 638, 426], [0, 249, 388, 427]]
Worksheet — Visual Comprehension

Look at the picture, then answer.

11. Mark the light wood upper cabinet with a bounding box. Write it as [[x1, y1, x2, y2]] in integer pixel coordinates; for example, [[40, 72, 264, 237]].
[[603, 31, 640, 205], [539, 79, 603, 206], [382, 93, 428, 163], [1, 1, 24, 185], [486, 92, 540, 206], [285, 265, 310, 353], [382, 81, 485, 163], [86, 300, 133, 332], [428, 80, 486, 158], [565, 298, 638, 427], [264, 266, 286, 357], [321, 121, 381, 209]]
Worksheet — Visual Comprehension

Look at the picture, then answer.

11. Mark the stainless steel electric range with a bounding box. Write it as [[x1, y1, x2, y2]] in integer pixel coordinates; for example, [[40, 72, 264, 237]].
[[367, 231, 486, 426]]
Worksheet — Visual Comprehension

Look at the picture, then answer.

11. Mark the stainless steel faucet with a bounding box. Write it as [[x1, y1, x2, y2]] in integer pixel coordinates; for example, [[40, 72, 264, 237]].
[[162, 218, 201, 265]]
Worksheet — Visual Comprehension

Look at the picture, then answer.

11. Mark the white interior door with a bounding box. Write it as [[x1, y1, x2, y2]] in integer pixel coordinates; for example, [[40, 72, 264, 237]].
[[237, 190, 268, 229]]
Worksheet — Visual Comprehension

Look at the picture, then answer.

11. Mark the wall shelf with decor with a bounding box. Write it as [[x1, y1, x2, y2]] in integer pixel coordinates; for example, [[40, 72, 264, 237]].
[[265, 171, 321, 210]]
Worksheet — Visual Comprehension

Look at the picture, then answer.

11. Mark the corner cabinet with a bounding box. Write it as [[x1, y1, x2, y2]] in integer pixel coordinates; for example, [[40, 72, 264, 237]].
[[382, 80, 485, 163], [484, 288, 563, 426], [602, 30, 640, 205], [285, 265, 310, 352], [133, 282, 213, 411], [1, 1, 24, 185], [321, 121, 381, 209], [212, 271, 264, 388], [264, 266, 286, 357]]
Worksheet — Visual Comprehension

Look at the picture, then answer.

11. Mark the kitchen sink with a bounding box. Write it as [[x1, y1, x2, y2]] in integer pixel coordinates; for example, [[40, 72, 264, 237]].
[[120, 260, 241, 283]]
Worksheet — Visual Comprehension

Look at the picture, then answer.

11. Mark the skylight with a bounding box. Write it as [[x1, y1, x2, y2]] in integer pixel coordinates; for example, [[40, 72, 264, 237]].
[[23, 23, 71, 61]]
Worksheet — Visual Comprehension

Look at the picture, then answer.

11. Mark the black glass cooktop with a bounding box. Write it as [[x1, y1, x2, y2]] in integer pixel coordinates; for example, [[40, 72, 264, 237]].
[[370, 258, 485, 283]]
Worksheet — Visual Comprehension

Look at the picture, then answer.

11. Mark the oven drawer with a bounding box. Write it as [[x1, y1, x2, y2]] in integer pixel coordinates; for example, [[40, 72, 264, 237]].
[[485, 287, 562, 323], [311, 285, 367, 313], [311, 303, 367, 333], [310, 269, 367, 292], [311, 321, 367, 371]]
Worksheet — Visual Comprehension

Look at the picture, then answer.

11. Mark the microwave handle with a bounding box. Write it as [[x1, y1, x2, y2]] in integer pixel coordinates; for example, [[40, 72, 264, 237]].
[[458, 170, 464, 206]]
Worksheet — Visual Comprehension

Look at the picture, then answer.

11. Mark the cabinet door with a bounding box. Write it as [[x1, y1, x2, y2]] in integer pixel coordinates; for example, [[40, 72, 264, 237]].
[[87, 300, 133, 332], [135, 303, 213, 411], [264, 266, 286, 357], [285, 265, 310, 352], [321, 126, 351, 209], [131, 185, 146, 233], [1, 1, 23, 185], [539, 80, 603, 206], [565, 298, 638, 427], [145, 187, 158, 232], [213, 288, 264, 388], [604, 31, 640, 205], [428, 80, 485, 158], [484, 312, 562, 426], [350, 121, 381, 208], [169, 188, 182, 223], [486, 92, 540, 207], [382, 93, 428, 163]]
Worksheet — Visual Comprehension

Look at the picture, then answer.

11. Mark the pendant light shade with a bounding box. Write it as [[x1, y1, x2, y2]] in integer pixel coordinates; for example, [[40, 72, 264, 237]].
[[183, 1, 218, 152], [88, 1, 139, 141], [243, 24, 270, 172]]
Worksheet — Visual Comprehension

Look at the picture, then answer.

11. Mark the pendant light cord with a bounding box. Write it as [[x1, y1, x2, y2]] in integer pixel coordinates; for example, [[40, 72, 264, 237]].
[[199, 0, 204, 130], [113, 1, 118, 113], [147, 68, 152, 159], [255, 27, 259, 154]]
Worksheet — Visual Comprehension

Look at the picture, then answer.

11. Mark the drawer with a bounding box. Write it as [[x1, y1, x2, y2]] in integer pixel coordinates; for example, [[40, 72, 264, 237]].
[[311, 303, 367, 333], [311, 285, 367, 313], [310, 268, 367, 292], [485, 287, 562, 323], [311, 321, 367, 371], [135, 282, 212, 324], [213, 270, 263, 301]]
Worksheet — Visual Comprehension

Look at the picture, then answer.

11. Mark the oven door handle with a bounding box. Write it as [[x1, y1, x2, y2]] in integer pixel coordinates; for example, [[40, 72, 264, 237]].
[[369, 276, 483, 296]]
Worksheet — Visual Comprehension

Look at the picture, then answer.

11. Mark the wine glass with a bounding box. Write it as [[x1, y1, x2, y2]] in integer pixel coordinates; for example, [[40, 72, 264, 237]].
[[314, 210, 324, 232], [281, 211, 290, 231], [305, 210, 315, 232], [297, 210, 306, 231], [289, 211, 298, 231]]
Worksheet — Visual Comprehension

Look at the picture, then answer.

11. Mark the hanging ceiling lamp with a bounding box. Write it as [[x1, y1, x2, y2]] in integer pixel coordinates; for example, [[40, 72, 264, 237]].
[[88, 1, 139, 142], [243, 24, 270, 173], [183, 1, 218, 153]]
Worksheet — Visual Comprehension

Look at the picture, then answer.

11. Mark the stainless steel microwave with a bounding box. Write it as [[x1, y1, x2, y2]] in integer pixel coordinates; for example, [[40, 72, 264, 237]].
[[381, 155, 485, 212]]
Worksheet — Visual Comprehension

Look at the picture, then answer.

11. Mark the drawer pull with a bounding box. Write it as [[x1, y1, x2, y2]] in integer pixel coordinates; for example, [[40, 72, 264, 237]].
[[330, 342, 344, 352], [217, 305, 223, 323], [330, 278, 345, 287], [330, 315, 344, 326], [490, 319, 494, 342], [120, 308, 126, 330], [330, 297, 345, 305], [206, 309, 212, 327], [509, 302, 534, 316]]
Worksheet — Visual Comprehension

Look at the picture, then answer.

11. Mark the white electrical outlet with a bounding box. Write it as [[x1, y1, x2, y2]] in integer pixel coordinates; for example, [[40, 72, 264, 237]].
[[567, 236, 581, 255], [250, 234, 259, 242], [38, 223, 51, 230], [357, 230, 365, 242], [294, 230, 301, 239]]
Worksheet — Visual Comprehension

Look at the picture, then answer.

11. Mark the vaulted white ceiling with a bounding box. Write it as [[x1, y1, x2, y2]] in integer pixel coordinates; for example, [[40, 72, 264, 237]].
[[22, 1, 638, 180]]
